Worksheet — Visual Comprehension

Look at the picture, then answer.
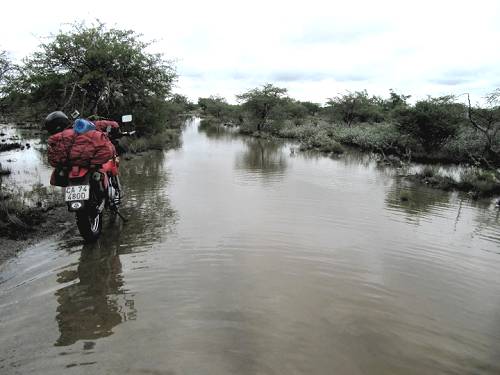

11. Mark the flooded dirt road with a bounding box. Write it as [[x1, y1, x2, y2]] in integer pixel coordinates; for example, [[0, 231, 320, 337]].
[[1, 118, 500, 374]]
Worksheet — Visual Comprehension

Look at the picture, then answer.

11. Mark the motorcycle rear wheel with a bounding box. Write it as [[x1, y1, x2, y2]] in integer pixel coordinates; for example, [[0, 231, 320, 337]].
[[76, 208, 103, 242]]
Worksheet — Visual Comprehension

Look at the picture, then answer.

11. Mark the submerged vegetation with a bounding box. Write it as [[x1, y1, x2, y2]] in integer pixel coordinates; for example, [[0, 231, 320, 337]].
[[410, 167, 500, 198]]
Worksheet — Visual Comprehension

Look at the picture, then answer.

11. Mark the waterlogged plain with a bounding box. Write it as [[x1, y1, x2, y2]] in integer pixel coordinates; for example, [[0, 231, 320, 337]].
[[1, 118, 500, 374]]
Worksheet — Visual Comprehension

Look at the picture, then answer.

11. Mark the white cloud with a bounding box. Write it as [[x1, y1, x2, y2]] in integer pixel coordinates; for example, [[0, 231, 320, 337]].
[[2, 0, 500, 104]]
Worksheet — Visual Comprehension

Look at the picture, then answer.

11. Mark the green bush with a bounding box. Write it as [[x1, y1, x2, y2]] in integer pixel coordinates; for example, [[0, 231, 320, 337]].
[[278, 122, 319, 139], [395, 97, 466, 151], [332, 123, 416, 154], [237, 84, 288, 131], [3, 22, 176, 133], [198, 96, 240, 123], [299, 129, 344, 154], [324, 91, 386, 126]]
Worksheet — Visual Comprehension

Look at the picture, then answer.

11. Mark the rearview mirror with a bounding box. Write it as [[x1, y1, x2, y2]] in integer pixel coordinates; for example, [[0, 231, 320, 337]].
[[122, 114, 132, 123], [70, 110, 80, 120]]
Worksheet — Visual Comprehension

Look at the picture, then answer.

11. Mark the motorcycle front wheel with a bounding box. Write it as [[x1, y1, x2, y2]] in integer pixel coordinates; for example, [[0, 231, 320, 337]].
[[76, 208, 103, 242]]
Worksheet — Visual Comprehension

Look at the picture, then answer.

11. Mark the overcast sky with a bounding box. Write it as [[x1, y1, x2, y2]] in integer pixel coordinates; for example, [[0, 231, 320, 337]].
[[2, 0, 500, 104]]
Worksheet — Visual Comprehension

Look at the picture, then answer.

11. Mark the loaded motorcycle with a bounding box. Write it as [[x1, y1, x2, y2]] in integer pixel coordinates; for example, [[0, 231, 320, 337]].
[[46, 112, 134, 242], [64, 152, 122, 242]]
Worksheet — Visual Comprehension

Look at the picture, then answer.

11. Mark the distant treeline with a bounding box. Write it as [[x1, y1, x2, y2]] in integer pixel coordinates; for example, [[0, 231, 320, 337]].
[[198, 84, 500, 167]]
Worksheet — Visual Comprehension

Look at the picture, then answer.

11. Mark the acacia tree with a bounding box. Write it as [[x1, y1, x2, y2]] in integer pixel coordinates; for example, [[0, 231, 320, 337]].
[[0, 50, 15, 113], [198, 96, 231, 120], [6, 22, 176, 133], [325, 90, 384, 126], [467, 91, 500, 164], [237, 84, 288, 131], [395, 96, 465, 152], [0, 50, 12, 86]]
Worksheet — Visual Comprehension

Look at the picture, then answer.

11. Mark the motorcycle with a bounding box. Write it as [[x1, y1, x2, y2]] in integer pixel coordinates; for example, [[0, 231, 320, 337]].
[[64, 158, 121, 241], [62, 113, 134, 242]]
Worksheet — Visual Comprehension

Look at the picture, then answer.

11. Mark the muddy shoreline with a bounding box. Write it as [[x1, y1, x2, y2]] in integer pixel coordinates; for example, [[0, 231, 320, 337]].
[[0, 205, 72, 265]]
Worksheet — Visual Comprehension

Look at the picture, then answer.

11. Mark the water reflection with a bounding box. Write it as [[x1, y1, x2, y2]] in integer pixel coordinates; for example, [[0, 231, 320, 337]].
[[113, 151, 178, 252], [198, 120, 238, 141], [470, 201, 500, 248], [385, 178, 452, 222], [54, 242, 135, 346], [54, 150, 177, 346], [235, 137, 287, 176]]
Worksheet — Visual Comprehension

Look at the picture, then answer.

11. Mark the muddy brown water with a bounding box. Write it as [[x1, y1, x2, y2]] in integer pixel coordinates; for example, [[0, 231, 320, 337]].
[[1, 118, 500, 374]]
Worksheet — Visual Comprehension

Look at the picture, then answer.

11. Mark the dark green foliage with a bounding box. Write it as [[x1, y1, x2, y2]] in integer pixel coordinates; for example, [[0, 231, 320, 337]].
[[198, 96, 239, 123], [169, 94, 196, 112], [279, 99, 309, 125], [395, 96, 465, 151], [325, 90, 385, 126], [0, 50, 14, 111], [384, 90, 411, 113], [466, 91, 500, 162], [132, 97, 181, 135], [300, 101, 322, 116], [4, 22, 177, 133], [0, 50, 12, 88], [237, 84, 288, 131]]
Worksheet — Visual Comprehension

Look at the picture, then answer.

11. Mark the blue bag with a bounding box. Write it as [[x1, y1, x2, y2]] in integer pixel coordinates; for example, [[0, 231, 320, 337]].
[[73, 119, 96, 134]]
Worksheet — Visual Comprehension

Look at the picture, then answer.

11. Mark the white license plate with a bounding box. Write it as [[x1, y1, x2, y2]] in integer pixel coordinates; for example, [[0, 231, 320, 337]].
[[65, 185, 90, 201]]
